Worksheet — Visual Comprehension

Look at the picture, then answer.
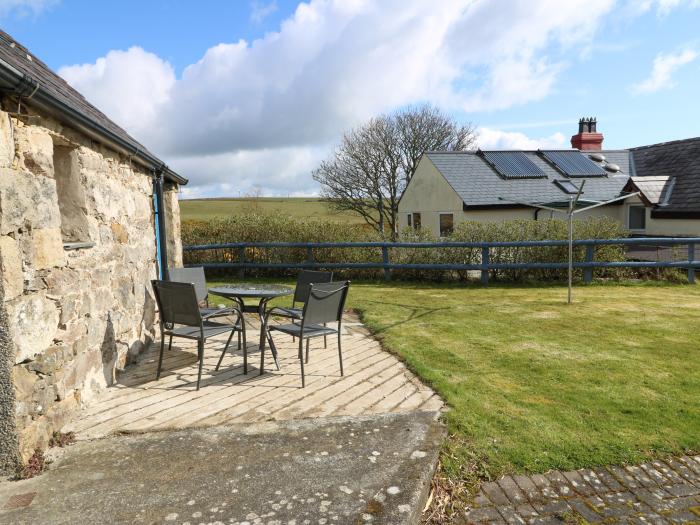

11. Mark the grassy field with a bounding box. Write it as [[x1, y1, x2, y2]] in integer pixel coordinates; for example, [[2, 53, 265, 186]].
[[206, 279, 700, 497], [180, 197, 365, 223], [207, 279, 700, 483]]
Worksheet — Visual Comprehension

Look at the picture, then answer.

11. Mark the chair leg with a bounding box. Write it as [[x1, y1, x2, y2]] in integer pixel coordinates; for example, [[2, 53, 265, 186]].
[[338, 332, 343, 376], [299, 337, 305, 388], [167, 334, 173, 352], [196, 339, 204, 391], [324, 323, 327, 349], [216, 329, 236, 371], [260, 330, 266, 376], [241, 319, 248, 374], [305, 338, 310, 363], [237, 331, 241, 350], [156, 331, 166, 380], [243, 334, 248, 375]]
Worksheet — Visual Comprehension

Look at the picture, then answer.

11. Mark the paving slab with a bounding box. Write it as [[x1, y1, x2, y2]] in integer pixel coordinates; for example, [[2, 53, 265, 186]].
[[0, 411, 445, 525], [465, 456, 700, 524]]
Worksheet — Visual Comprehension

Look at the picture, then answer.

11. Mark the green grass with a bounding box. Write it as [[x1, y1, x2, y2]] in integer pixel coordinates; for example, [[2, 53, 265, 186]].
[[206, 278, 700, 482], [180, 197, 366, 223], [347, 281, 700, 480]]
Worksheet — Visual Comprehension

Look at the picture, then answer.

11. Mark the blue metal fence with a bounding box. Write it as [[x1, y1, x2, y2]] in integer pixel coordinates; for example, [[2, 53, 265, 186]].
[[183, 237, 700, 284]]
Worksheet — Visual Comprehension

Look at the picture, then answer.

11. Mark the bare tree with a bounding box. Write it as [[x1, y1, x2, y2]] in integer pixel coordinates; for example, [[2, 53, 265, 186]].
[[313, 104, 476, 239]]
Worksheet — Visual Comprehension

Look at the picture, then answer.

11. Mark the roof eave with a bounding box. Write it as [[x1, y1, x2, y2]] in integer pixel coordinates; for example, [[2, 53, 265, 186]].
[[0, 58, 187, 185]]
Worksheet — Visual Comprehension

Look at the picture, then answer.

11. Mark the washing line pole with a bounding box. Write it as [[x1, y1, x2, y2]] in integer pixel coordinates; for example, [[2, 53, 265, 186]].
[[498, 186, 638, 305], [567, 181, 586, 304]]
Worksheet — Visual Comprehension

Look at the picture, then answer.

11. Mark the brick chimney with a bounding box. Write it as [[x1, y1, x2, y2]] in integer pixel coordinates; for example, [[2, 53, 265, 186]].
[[570, 117, 604, 150]]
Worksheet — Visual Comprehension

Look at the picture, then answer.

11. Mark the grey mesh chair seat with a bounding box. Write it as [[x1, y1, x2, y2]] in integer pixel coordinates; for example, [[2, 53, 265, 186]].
[[268, 322, 337, 338], [266, 306, 303, 320], [168, 267, 237, 320], [164, 320, 244, 340], [264, 281, 350, 388], [199, 306, 238, 320]]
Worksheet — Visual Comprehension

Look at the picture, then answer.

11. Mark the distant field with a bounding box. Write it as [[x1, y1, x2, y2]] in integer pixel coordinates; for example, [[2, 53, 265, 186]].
[[179, 197, 365, 223]]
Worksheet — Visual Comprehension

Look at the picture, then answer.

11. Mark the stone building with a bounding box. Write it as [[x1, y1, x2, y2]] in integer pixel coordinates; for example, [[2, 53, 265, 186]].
[[0, 31, 186, 472]]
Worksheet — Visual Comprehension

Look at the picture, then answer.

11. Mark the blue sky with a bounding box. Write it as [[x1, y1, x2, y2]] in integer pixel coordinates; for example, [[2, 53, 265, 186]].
[[2, 0, 700, 197]]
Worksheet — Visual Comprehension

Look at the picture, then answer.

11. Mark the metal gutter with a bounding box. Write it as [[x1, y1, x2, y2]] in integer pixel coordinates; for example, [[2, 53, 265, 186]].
[[0, 57, 187, 185]]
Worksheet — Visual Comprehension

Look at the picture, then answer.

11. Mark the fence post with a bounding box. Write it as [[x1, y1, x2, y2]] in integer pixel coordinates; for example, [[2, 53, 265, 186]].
[[382, 245, 391, 281], [480, 246, 489, 285], [237, 247, 246, 279], [583, 244, 595, 284], [689, 243, 696, 284], [306, 245, 314, 269]]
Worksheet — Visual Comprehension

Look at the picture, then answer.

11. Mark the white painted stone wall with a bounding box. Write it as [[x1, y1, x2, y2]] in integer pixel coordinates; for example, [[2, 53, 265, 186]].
[[0, 102, 181, 461]]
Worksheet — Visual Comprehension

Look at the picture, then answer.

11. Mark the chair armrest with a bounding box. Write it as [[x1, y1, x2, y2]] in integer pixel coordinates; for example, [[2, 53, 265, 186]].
[[201, 306, 243, 321]]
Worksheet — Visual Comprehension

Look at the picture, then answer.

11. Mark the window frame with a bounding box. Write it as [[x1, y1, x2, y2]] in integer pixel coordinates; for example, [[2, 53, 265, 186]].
[[412, 212, 422, 230], [407, 213, 412, 227], [627, 205, 647, 232], [439, 212, 454, 237]]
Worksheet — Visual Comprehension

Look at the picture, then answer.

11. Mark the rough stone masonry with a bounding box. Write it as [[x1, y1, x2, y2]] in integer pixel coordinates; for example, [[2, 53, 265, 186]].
[[0, 96, 182, 469]]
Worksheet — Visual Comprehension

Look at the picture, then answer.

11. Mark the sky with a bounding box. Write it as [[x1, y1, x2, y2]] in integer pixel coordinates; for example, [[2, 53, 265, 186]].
[[2, 0, 700, 198]]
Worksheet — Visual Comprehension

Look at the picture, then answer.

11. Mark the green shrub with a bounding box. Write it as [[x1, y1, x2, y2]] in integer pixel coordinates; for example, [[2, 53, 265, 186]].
[[181, 214, 668, 283]]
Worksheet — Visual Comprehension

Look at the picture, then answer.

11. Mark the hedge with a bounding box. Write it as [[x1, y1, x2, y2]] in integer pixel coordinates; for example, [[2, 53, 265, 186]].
[[179, 213, 677, 282]]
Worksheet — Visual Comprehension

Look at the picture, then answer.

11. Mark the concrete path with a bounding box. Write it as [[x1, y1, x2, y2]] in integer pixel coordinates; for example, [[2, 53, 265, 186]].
[[1, 412, 445, 525], [464, 456, 700, 524]]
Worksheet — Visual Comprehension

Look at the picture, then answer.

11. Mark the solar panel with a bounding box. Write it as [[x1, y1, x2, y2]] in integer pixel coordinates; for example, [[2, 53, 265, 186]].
[[539, 150, 607, 177], [479, 151, 546, 179]]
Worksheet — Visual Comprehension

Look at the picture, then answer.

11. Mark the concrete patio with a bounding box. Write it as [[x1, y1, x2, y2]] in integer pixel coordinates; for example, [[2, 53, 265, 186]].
[[1, 314, 446, 524], [65, 313, 443, 440]]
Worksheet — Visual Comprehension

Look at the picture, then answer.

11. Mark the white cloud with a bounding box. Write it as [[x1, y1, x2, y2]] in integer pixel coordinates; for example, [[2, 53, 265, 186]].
[[0, 0, 57, 17], [59, 0, 616, 196], [477, 128, 567, 150], [174, 146, 326, 199], [59, 47, 176, 137], [629, 0, 700, 17], [631, 48, 697, 94], [250, 0, 277, 23]]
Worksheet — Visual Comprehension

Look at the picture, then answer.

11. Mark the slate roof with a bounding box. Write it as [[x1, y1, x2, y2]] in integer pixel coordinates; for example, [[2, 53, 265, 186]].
[[425, 149, 631, 209], [0, 30, 185, 184], [630, 137, 700, 217], [627, 176, 673, 205]]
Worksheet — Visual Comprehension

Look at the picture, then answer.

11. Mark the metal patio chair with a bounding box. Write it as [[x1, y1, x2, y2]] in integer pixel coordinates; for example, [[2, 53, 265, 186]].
[[169, 267, 246, 353], [263, 281, 350, 387], [168, 266, 238, 321], [151, 280, 246, 391], [265, 270, 333, 346]]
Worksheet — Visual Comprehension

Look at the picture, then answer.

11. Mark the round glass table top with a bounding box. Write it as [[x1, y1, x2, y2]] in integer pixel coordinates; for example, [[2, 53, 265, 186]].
[[208, 283, 293, 299]]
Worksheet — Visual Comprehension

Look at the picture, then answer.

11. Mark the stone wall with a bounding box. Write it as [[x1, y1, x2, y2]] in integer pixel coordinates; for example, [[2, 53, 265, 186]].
[[0, 100, 180, 466], [164, 184, 183, 268]]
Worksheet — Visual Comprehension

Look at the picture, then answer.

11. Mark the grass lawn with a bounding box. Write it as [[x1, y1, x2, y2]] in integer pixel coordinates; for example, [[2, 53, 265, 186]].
[[180, 197, 366, 223], [207, 279, 700, 484], [346, 281, 700, 482]]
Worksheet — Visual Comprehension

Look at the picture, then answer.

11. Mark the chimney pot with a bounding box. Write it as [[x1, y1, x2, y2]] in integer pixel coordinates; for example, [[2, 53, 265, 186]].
[[571, 117, 603, 150]]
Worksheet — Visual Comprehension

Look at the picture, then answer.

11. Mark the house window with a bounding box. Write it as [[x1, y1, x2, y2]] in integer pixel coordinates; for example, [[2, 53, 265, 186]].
[[54, 145, 90, 243], [628, 206, 646, 231], [412, 212, 421, 230], [439, 213, 454, 237], [407, 213, 412, 227]]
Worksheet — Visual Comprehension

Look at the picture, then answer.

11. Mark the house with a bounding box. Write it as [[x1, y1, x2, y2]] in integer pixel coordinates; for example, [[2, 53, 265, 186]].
[[622, 137, 700, 236], [398, 118, 700, 237], [0, 30, 186, 472]]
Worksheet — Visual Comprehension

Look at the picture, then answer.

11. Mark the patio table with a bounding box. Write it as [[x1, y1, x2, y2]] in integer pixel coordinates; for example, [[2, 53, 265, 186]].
[[208, 283, 293, 370]]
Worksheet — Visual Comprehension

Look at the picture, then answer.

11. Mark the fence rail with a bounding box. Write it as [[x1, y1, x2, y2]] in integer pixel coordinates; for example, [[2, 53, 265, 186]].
[[183, 237, 700, 284]]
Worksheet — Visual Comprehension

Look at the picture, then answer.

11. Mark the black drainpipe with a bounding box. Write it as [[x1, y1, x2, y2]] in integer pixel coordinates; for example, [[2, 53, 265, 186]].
[[153, 167, 169, 280]]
